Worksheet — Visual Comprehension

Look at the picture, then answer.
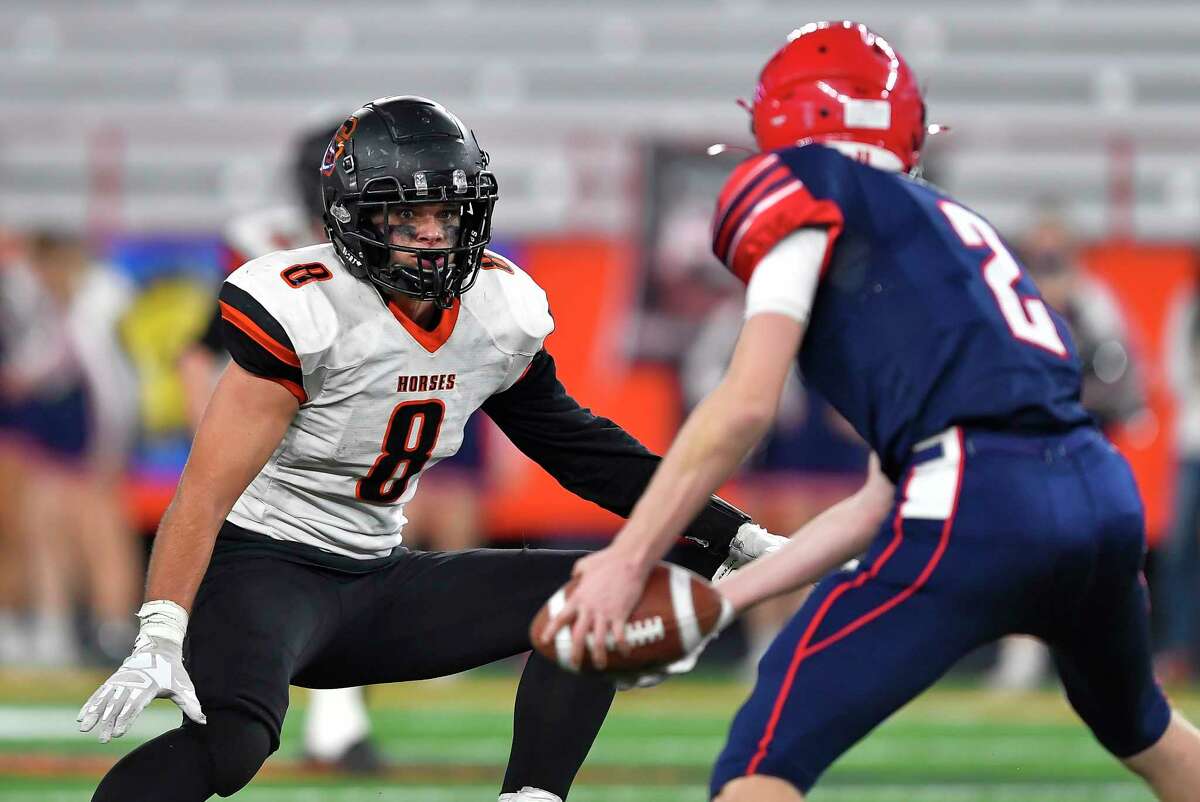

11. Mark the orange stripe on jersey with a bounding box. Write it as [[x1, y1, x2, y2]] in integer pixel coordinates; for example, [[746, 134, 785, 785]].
[[219, 301, 302, 368], [387, 297, 461, 354], [481, 251, 517, 274], [269, 377, 307, 404]]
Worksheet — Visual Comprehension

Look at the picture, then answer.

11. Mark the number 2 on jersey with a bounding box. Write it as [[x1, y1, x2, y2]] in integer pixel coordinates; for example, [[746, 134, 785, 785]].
[[939, 201, 1067, 357], [356, 400, 445, 504]]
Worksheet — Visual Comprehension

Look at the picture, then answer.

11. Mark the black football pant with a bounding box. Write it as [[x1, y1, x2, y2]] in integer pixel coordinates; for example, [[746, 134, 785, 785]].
[[93, 541, 722, 800]]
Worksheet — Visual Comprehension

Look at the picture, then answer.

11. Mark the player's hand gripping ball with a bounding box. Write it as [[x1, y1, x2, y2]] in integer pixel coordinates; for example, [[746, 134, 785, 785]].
[[531, 563, 730, 675]]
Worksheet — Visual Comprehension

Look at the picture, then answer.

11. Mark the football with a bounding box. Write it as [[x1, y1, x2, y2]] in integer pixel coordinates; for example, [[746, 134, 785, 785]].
[[531, 563, 727, 674]]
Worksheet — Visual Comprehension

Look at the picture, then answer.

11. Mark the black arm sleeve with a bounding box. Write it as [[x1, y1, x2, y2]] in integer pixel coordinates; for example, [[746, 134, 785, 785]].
[[196, 302, 225, 356], [481, 350, 751, 561]]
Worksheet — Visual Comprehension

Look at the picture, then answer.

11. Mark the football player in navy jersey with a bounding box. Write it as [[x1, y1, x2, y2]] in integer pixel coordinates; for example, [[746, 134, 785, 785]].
[[550, 21, 1200, 802], [79, 95, 784, 802]]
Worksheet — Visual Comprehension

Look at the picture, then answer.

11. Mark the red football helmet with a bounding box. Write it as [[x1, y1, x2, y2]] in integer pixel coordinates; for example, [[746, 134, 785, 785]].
[[746, 21, 927, 171]]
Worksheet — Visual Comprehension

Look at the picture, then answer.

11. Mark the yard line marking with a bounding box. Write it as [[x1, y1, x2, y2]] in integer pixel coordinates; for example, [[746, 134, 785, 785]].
[[0, 705, 178, 740]]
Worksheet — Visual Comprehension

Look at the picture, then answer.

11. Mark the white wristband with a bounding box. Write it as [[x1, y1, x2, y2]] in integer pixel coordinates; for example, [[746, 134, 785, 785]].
[[137, 600, 189, 646], [735, 522, 768, 540]]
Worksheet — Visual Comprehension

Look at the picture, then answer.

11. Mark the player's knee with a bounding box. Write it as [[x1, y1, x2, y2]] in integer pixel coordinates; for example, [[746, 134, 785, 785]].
[[714, 775, 805, 802], [186, 709, 275, 797], [1096, 691, 1174, 762]]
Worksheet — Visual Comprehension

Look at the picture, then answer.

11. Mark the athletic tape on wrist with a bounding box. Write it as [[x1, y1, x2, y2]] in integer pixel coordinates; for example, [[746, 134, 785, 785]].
[[137, 600, 189, 645]]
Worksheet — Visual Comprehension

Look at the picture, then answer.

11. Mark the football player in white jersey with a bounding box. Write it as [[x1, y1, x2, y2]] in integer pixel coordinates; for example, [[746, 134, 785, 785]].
[[180, 121, 391, 773], [81, 96, 783, 802]]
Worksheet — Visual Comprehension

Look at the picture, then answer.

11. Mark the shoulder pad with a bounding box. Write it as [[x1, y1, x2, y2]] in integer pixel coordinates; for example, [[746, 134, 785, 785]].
[[223, 244, 347, 359], [463, 251, 554, 356], [711, 151, 844, 283]]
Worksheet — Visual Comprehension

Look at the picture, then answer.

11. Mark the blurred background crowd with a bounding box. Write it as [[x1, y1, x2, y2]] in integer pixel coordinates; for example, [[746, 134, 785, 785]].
[[1, 0, 1199, 691]]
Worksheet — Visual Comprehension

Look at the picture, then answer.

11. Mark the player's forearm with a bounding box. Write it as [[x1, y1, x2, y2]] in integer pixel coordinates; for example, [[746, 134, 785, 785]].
[[143, 428, 259, 611], [143, 487, 227, 612], [719, 481, 890, 613], [145, 363, 298, 610], [616, 380, 774, 567]]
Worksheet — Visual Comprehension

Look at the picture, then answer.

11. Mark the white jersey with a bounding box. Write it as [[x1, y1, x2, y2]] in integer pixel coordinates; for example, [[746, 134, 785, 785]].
[[218, 243, 551, 559]]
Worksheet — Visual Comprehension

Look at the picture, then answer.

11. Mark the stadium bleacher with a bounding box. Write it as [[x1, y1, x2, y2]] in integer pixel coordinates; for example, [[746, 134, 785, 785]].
[[1, 1, 1198, 237]]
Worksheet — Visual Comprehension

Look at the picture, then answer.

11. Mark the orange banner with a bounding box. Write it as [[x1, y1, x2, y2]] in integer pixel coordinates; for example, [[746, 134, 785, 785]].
[[1084, 242, 1198, 545]]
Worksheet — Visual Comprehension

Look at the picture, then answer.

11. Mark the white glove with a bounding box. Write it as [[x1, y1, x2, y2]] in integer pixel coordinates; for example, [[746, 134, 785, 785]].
[[615, 595, 736, 690], [78, 600, 206, 743], [711, 523, 789, 582]]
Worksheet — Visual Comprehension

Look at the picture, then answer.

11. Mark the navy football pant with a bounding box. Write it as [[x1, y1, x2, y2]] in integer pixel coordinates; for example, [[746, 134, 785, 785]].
[[711, 426, 1172, 796]]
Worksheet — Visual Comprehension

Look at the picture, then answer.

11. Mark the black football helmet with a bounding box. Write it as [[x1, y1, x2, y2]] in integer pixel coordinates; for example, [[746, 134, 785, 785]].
[[319, 96, 498, 308]]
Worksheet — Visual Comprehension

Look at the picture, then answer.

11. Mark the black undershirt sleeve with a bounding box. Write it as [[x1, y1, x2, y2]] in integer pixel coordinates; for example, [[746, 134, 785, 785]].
[[196, 302, 225, 355], [481, 350, 751, 559]]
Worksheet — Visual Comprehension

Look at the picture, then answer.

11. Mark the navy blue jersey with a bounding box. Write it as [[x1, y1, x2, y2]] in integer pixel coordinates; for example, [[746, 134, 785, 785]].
[[712, 145, 1090, 480]]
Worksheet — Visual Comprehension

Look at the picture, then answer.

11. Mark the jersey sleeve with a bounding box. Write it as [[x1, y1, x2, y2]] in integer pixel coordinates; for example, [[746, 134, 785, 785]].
[[743, 228, 830, 325], [217, 280, 307, 403], [711, 152, 844, 284], [468, 250, 556, 390]]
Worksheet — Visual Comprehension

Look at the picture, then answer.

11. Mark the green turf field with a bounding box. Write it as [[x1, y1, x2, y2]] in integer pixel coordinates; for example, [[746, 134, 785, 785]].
[[0, 668, 1182, 800]]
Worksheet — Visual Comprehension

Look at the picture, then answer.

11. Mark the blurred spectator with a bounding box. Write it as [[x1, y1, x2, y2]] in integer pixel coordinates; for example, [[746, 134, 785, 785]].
[[988, 203, 1146, 690], [1023, 206, 1145, 430], [0, 231, 140, 666], [1155, 286, 1200, 683], [633, 145, 755, 364], [0, 230, 34, 664], [177, 123, 334, 429], [63, 235, 142, 662]]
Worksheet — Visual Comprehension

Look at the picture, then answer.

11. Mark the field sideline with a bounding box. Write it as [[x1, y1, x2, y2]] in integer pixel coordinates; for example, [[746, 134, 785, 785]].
[[0, 668, 1187, 800]]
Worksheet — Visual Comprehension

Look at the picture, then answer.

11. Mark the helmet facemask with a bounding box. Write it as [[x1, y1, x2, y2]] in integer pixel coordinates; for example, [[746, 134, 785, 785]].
[[329, 171, 498, 309]]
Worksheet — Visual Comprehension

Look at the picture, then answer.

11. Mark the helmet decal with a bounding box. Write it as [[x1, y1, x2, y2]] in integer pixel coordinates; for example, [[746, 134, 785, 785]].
[[329, 202, 352, 224], [320, 116, 359, 177]]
